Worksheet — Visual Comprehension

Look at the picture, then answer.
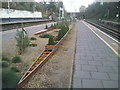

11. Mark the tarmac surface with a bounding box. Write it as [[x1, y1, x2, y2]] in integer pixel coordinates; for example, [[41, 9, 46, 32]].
[[72, 20, 118, 88]]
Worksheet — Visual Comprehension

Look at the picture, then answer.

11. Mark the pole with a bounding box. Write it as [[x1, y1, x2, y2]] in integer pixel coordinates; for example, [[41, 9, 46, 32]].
[[8, 0, 10, 22]]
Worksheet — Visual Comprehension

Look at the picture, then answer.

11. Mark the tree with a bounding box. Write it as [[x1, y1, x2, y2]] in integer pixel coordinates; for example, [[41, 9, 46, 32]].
[[15, 24, 30, 55], [85, 2, 119, 20]]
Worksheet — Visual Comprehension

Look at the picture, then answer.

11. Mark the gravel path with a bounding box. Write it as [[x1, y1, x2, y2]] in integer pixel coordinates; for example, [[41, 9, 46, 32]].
[[23, 24, 76, 88]]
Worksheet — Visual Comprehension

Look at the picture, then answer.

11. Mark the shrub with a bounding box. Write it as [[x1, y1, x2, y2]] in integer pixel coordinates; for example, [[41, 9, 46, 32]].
[[12, 56, 22, 63], [51, 24, 54, 27], [47, 36, 55, 45], [56, 27, 68, 41], [2, 61, 9, 68], [2, 68, 20, 88], [2, 56, 10, 62], [45, 24, 48, 29], [29, 43, 37, 47], [39, 34, 52, 38], [30, 37, 37, 40], [56, 30, 64, 41], [10, 67, 20, 72]]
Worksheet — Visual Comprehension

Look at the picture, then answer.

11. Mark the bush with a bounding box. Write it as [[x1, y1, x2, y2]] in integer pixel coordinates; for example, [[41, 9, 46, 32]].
[[56, 30, 64, 41], [2, 56, 10, 62], [2, 61, 9, 68], [12, 56, 22, 63], [30, 37, 37, 40], [39, 34, 52, 38], [51, 24, 53, 27], [56, 26, 68, 41], [45, 24, 48, 29], [2, 68, 20, 88], [47, 36, 55, 45], [10, 67, 20, 72], [29, 43, 37, 47]]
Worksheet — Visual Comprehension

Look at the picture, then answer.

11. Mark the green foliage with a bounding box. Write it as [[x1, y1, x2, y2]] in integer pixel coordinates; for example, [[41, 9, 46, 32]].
[[45, 25, 48, 29], [30, 37, 37, 40], [2, 68, 20, 88], [56, 24, 68, 41], [56, 30, 64, 41], [10, 67, 20, 72], [2, 61, 9, 68], [51, 24, 54, 27], [53, 24, 56, 28], [53, 23, 59, 28], [29, 44, 37, 47], [12, 56, 22, 63], [47, 36, 55, 45], [2, 56, 10, 62], [39, 34, 52, 38], [15, 26, 30, 54], [85, 2, 119, 20]]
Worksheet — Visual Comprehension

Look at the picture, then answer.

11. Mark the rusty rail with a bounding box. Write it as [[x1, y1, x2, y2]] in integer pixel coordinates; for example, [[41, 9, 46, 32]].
[[17, 25, 72, 88]]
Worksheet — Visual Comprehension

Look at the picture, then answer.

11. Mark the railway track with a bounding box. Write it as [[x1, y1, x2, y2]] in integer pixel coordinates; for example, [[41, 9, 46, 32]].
[[1, 19, 53, 31], [85, 20, 120, 41]]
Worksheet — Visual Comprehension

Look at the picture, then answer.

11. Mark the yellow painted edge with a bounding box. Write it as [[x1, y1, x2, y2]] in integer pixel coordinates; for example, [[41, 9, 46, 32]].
[[82, 21, 120, 57]]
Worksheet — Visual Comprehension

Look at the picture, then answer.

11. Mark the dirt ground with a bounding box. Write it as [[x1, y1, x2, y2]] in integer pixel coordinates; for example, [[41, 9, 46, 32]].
[[2, 29, 59, 75], [2, 24, 76, 88], [23, 24, 76, 88]]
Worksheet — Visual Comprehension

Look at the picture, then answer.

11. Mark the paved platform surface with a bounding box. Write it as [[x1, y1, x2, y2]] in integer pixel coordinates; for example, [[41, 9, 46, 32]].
[[72, 20, 118, 88]]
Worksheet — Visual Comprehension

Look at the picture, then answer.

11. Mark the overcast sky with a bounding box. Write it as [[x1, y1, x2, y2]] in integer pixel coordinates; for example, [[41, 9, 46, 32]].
[[34, 0, 120, 12], [62, 0, 95, 12]]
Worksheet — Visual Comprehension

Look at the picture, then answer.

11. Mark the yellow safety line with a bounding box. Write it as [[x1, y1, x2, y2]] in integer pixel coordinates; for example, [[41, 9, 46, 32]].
[[82, 21, 120, 57]]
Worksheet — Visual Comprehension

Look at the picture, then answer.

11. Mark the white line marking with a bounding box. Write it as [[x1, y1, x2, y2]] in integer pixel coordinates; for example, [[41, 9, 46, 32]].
[[82, 20, 120, 57], [84, 21, 120, 44]]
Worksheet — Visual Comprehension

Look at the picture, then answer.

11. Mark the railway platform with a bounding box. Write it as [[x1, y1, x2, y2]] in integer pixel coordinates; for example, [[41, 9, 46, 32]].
[[72, 20, 119, 88]]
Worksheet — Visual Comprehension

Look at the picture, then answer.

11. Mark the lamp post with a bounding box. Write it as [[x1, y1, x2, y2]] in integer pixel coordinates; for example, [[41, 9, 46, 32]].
[[33, 4, 36, 20], [8, 0, 10, 22]]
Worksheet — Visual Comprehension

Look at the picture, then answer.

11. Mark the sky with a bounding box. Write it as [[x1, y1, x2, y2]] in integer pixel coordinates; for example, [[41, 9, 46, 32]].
[[62, 0, 95, 12]]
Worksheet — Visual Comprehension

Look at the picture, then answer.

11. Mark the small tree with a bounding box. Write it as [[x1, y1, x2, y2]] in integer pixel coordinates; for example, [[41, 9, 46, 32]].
[[15, 25, 30, 55]]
